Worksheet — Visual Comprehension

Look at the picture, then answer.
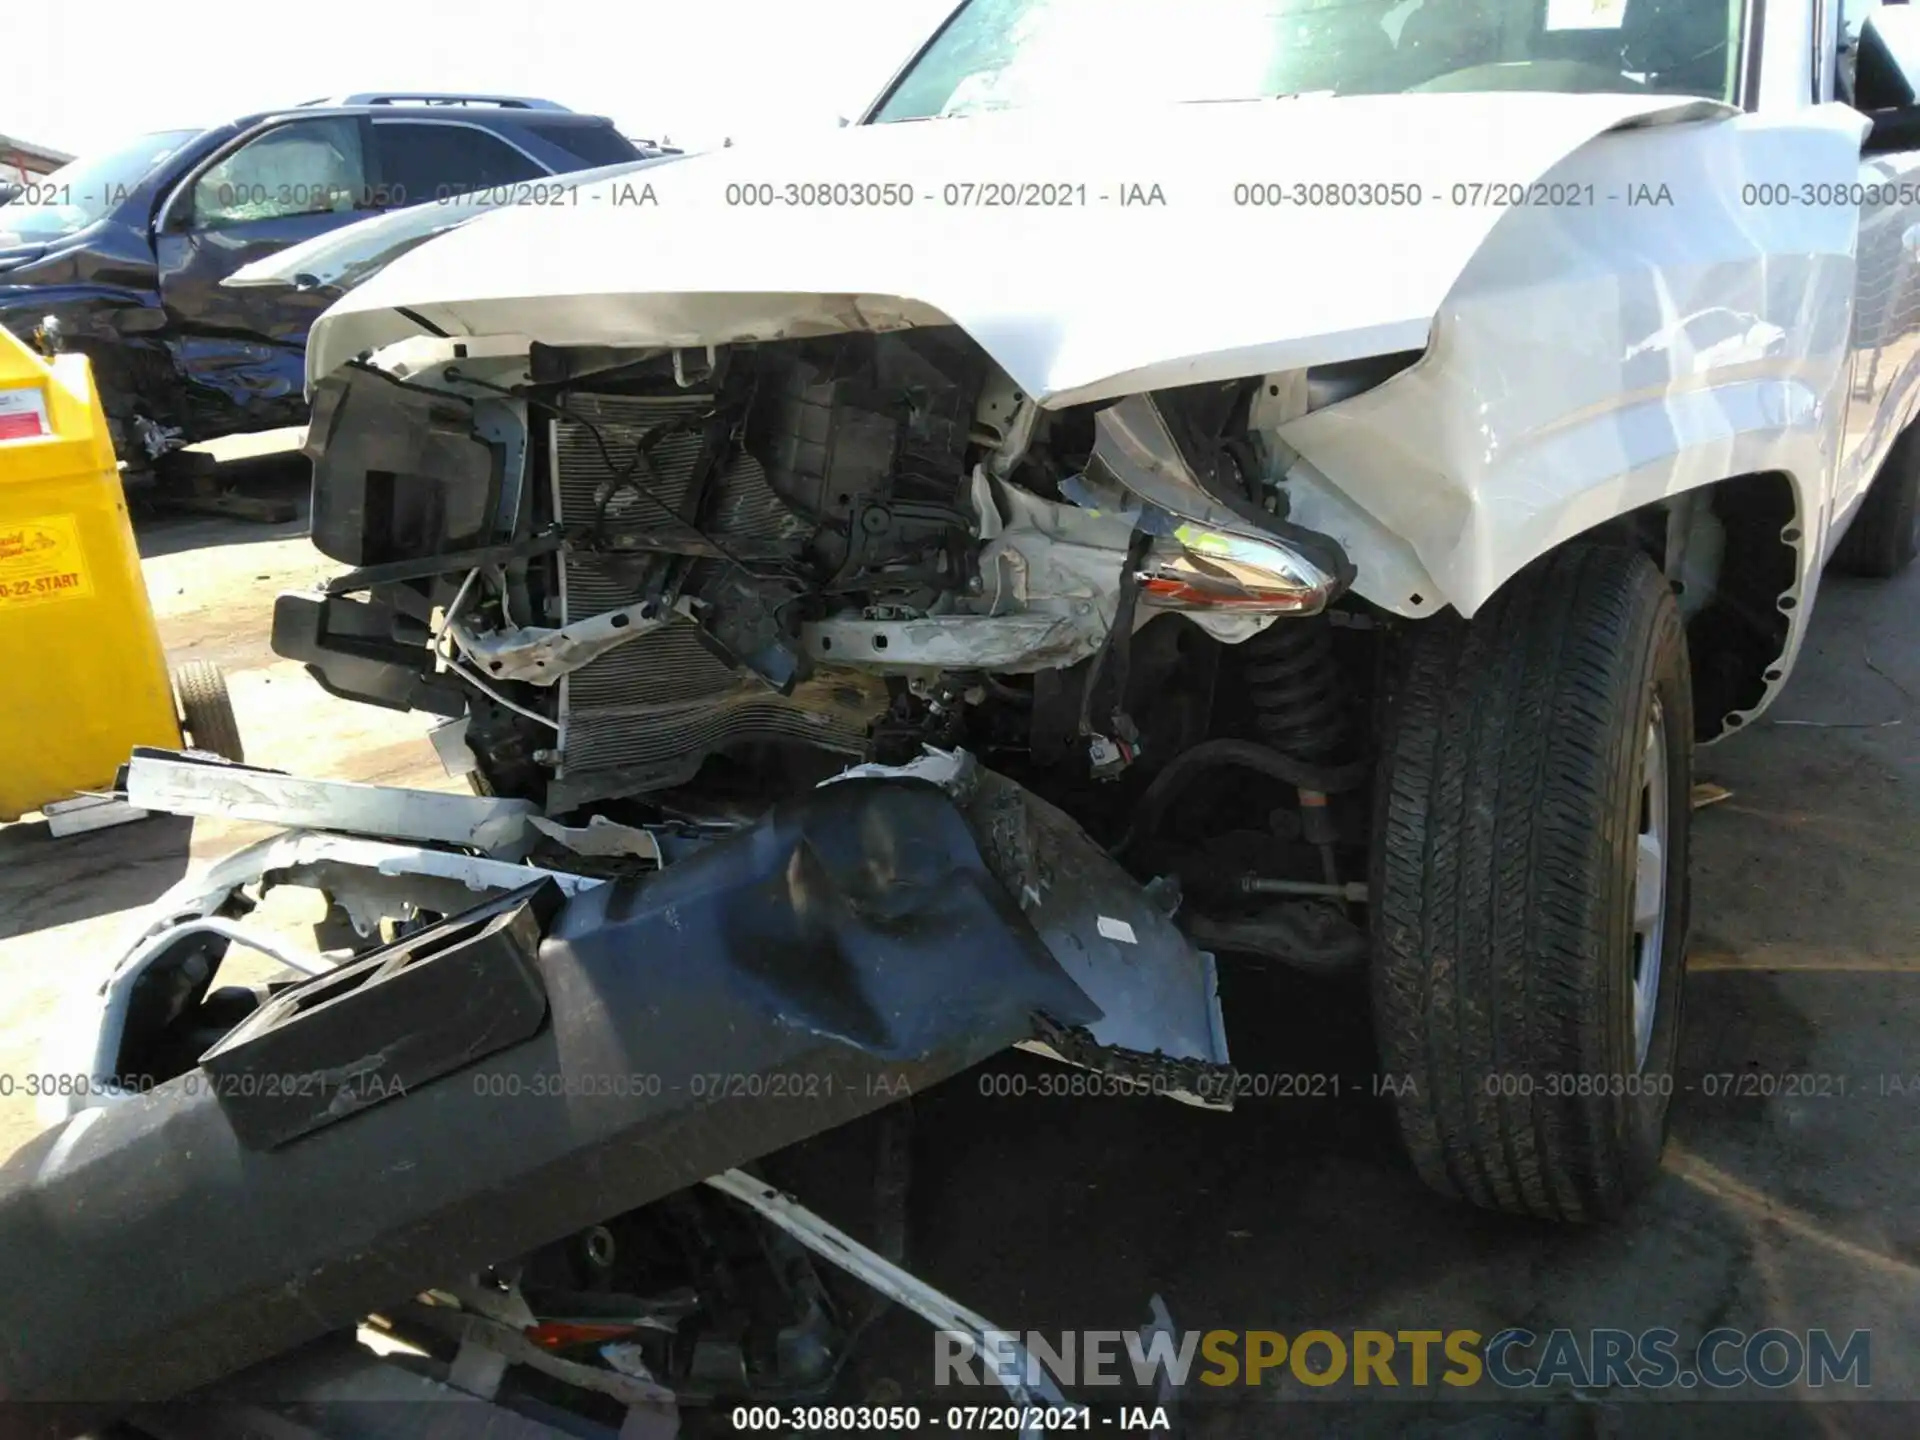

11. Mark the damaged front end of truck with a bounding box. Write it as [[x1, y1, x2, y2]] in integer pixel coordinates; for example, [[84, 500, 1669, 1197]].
[[2, 22, 1871, 1421], [1, 314, 1380, 1433]]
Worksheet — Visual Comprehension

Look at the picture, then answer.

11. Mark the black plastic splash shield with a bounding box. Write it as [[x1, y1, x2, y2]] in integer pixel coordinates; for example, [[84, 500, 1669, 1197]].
[[0, 780, 1098, 1423], [199, 878, 562, 1150]]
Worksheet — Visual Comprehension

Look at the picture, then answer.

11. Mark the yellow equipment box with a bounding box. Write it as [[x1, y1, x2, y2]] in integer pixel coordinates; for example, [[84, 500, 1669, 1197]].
[[0, 324, 191, 821]]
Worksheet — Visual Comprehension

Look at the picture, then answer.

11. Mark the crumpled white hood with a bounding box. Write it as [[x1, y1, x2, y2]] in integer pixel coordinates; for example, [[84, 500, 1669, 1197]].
[[308, 92, 1730, 406]]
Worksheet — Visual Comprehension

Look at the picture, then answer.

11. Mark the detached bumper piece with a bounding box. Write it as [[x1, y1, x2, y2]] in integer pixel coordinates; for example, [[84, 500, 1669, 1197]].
[[0, 780, 1099, 1414], [200, 879, 560, 1150]]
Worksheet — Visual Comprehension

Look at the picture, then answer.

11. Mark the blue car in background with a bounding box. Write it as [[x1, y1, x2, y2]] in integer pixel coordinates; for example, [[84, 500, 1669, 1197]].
[[0, 94, 659, 478]]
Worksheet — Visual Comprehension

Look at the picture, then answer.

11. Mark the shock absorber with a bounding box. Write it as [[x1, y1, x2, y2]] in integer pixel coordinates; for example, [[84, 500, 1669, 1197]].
[[1240, 615, 1352, 898], [1241, 615, 1349, 761]]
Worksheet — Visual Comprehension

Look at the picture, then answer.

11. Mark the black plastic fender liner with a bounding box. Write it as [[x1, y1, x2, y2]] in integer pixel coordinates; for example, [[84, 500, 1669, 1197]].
[[0, 780, 1099, 1423]]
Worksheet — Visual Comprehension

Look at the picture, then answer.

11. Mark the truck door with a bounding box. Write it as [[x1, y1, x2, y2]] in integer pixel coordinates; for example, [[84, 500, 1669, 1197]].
[[152, 116, 378, 345]]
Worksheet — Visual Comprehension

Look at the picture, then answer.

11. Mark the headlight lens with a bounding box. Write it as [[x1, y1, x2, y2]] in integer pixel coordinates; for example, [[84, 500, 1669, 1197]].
[[1137, 523, 1336, 614], [1088, 392, 1348, 617]]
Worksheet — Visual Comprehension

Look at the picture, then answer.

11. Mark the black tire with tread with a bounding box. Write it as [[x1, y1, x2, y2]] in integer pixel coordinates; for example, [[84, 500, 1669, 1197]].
[[1834, 425, 1920, 578], [1370, 545, 1691, 1223], [174, 661, 245, 763]]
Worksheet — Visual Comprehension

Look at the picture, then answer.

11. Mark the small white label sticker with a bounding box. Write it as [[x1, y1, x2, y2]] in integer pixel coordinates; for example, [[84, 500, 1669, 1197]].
[[1546, 0, 1626, 29], [1097, 916, 1138, 945], [0, 388, 50, 443]]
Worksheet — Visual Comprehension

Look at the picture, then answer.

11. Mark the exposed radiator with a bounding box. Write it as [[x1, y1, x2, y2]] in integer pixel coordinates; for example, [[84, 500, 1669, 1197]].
[[550, 394, 875, 805]]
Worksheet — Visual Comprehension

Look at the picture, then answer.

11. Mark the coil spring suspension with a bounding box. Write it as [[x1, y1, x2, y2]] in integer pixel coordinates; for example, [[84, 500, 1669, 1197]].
[[1241, 613, 1355, 904], [1241, 615, 1349, 762]]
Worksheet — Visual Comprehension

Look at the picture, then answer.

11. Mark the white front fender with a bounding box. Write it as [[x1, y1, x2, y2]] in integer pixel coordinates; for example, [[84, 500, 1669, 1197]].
[[1273, 105, 1868, 650]]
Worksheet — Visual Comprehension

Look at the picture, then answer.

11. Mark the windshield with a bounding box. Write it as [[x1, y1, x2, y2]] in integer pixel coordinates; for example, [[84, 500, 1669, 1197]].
[[0, 129, 200, 244], [872, 0, 1745, 120]]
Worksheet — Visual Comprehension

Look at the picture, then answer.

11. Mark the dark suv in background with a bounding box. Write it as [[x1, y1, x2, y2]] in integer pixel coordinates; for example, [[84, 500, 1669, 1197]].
[[0, 94, 654, 478]]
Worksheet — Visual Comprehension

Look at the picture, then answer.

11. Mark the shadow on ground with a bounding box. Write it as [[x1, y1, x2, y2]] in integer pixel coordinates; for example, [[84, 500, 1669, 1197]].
[[0, 815, 195, 941], [130, 453, 312, 560]]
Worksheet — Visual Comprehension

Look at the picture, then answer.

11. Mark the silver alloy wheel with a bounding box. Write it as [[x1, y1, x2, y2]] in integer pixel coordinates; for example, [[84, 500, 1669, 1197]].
[[1632, 697, 1669, 1072]]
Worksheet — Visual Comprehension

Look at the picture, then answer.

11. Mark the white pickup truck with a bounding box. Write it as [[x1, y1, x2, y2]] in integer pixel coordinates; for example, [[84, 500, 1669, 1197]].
[[12, 0, 1920, 1423], [237, 0, 1920, 1224]]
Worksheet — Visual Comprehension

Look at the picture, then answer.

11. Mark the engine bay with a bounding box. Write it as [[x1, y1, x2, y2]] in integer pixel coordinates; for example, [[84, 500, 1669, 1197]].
[[274, 326, 1395, 976], [290, 331, 1353, 782]]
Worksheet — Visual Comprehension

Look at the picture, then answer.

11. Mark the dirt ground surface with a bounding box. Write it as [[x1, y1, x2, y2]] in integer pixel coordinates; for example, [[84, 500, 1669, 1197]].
[[1, 453, 1917, 1435]]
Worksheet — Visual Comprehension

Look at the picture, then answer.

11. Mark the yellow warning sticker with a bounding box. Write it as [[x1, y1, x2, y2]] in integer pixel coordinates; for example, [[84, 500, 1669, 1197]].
[[0, 513, 94, 607]]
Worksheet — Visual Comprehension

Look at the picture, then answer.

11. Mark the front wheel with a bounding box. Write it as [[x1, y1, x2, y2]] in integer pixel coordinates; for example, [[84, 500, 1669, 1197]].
[[1370, 545, 1691, 1222]]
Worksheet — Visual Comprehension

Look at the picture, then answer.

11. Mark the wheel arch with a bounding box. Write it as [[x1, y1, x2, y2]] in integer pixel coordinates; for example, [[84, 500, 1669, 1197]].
[[1485, 469, 1807, 743]]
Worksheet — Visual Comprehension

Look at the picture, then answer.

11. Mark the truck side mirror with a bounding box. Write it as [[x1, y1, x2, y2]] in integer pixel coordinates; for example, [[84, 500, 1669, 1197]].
[[1858, 5, 1920, 110]]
